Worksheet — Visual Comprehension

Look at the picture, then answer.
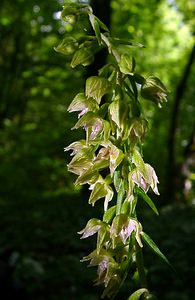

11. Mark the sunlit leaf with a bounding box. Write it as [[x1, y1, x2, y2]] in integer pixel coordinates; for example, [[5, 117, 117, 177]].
[[89, 13, 101, 45], [127, 288, 148, 300], [109, 99, 121, 128]]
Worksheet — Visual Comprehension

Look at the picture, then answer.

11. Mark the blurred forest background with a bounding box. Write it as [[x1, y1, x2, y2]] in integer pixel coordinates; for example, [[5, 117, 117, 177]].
[[0, 0, 195, 299]]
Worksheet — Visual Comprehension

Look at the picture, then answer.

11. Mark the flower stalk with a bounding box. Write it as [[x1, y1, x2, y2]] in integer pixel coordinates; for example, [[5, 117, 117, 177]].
[[56, 3, 168, 299]]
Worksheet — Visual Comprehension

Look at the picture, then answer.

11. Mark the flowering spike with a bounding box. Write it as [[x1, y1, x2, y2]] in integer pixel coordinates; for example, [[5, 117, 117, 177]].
[[57, 3, 168, 298]]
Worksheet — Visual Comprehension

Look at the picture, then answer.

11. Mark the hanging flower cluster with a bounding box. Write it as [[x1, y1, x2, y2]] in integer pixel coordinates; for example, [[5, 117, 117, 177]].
[[56, 3, 168, 300]]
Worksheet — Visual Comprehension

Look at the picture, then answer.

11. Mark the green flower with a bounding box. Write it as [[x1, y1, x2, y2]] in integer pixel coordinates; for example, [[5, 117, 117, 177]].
[[78, 218, 104, 239], [131, 164, 159, 195], [89, 176, 114, 211], [131, 149, 159, 194], [68, 93, 99, 117], [67, 146, 95, 175], [110, 214, 143, 248], [141, 76, 168, 107], [81, 249, 120, 298]]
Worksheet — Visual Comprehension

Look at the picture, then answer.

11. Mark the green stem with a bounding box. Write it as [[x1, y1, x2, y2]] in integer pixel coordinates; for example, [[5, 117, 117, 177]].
[[135, 241, 147, 288], [116, 180, 125, 215]]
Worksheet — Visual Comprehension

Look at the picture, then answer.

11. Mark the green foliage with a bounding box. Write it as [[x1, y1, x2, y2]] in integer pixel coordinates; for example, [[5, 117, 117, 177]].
[[127, 288, 148, 300], [56, 3, 169, 299], [0, 0, 194, 299]]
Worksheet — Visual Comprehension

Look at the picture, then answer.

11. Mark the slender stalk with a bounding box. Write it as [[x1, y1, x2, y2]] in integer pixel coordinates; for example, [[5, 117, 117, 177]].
[[116, 180, 125, 215], [135, 242, 147, 288]]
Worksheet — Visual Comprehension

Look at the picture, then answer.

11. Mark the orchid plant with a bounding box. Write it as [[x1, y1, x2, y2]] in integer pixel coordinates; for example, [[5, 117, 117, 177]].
[[55, 3, 169, 300]]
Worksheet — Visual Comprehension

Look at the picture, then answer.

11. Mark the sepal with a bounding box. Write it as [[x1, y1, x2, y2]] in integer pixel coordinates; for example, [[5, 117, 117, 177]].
[[141, 76, 168, 107], [86, 76, 111, 104]]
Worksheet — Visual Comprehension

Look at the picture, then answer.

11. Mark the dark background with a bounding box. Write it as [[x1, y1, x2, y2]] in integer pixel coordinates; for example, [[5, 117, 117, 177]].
[[0, 0, 194, 299]]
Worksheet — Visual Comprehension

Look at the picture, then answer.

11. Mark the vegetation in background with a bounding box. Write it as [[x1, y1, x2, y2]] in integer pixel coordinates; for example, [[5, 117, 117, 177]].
[[0, 0, 194, 299]]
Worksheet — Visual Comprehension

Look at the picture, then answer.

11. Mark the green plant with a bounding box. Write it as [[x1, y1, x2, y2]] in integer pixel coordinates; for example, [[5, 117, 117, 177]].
[[55, 3, 168, 299]]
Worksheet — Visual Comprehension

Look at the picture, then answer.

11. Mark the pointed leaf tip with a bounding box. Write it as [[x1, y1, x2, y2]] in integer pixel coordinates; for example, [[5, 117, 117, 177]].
[[127, 288, 148, 300]]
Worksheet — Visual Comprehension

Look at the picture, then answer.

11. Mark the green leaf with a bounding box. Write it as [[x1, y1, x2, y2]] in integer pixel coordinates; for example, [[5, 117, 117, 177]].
[[103, 205, 116, 223], [119, 54, 135, 75], [89, 13, 102, 45], [71, 48, 94, 68], [85, 76, 111, 104], [141, 232, 172, 268], [136, 187, 159, 215], [113, 170, 121, 192], [109, 99, 121, 128], [127, 288, 148, 300], [116, 180, 125, 215], [132, 149, 145, 169], [111, 38, 145, 48], [95, 16, 109, 32]]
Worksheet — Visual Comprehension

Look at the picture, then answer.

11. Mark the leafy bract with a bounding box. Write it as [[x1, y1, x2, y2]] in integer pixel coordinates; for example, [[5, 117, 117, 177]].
[[141, 232, 172, 268], [136, 187, 159, 215]]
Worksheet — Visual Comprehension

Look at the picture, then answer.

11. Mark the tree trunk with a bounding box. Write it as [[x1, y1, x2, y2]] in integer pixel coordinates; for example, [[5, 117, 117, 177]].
[[166, 44, 195, 202], [87, 0, 111, 76]]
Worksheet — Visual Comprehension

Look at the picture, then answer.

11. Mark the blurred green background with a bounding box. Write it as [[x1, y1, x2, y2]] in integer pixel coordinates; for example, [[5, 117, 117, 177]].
[[0, 0, 194, 299]]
